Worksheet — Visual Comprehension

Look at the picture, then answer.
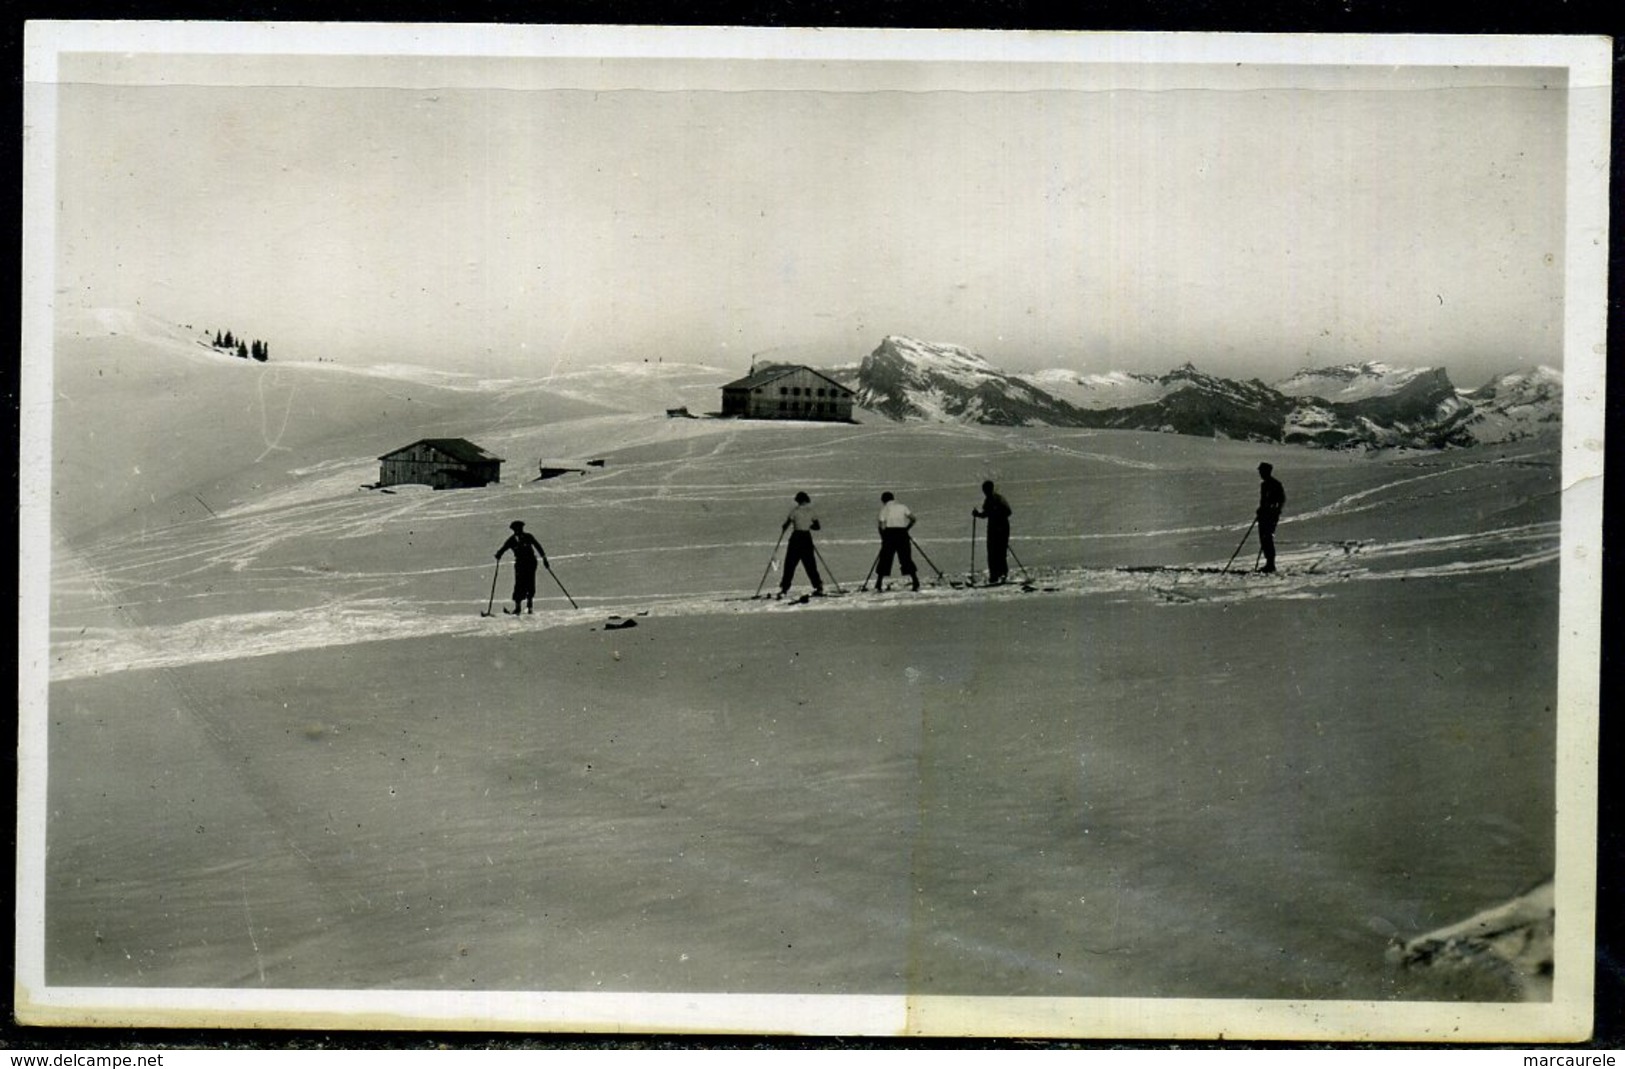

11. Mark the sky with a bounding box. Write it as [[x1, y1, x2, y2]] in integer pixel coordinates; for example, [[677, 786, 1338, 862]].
[[44, 39, 1573, 385]]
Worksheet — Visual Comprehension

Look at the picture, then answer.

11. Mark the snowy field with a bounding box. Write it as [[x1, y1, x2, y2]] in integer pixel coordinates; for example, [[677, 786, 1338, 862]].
[[38, 316, 1562, 1005]]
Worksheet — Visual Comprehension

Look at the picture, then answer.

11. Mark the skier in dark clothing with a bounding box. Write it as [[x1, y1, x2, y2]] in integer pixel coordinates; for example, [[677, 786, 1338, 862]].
[[779, 491, 824, 598], [874, 491, 919, 593], [495, 519, 549, 614], [1256, 463, 1286, 574], [973, 480, 1013, 584]]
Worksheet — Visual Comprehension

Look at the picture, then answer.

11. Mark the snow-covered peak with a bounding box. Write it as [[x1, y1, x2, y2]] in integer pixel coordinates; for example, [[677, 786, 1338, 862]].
[[874, 335, 1001, 387], [1160, 362, 1221, 386], [1470, 365, 1563, 399], [1275, 362, 1440, 403], [1027, 368, 1154, 389], [1461, 366, 1562, 443], [1021, 367, 1169, 410], [855, 336, 1088, 426]]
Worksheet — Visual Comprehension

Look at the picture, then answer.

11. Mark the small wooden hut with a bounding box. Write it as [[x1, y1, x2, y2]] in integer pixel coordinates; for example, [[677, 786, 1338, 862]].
[[536, 459, 586, 480], [377, 438, 503, 490]]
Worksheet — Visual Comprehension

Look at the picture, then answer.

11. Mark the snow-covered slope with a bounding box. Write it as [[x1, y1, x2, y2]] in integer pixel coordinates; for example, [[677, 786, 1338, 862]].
[[1022, 368, 1171, 410], [1461, 367, 1564, 444], [57, 305, 257, 366], [47, 307, 715, 538]]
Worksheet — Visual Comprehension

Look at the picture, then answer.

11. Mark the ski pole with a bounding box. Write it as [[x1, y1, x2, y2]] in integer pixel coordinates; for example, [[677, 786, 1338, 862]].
[[480, 559, 501, 617], [909, 535, 945, 580], [1221, 518, 1257, 574], [754, 529, 787, 598], [812, 543, 845, 594], [1007, 544, 1032, 583], [860, 549, 881, 592], [969, 514, 979, 584], [545, 562, 580, 609]]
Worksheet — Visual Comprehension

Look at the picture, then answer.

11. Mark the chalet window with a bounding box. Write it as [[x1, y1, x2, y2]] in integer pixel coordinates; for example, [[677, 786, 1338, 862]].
[[780, 387, 788, 395]]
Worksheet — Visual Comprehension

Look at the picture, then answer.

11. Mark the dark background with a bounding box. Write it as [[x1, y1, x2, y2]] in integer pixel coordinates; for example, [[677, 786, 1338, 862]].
[[3, 0, 1619, 1052]]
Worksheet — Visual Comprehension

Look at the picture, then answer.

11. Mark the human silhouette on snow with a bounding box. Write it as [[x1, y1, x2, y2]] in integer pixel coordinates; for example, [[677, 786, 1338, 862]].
[[779, 492, 824, 598], [874, 491, 919, 592], [1255, 463, 1286, 574], [973, 480, 1013, 585], [495, 520, 549, 614]]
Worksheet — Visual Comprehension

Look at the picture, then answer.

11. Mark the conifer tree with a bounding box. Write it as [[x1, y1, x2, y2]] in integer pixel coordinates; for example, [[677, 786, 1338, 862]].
[[224, 330, 235, 348], [213, 330, 224, 347], [237, 340, 249, 359]]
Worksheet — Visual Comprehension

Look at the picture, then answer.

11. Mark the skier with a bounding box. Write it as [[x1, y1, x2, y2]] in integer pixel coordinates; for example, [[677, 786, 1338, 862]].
[[778, 491, 825, 598], [1256, 463, 1286, 574], [874, 491, 920, 593], [495, 519, 549, 614], [973, 480, 1013, 585]]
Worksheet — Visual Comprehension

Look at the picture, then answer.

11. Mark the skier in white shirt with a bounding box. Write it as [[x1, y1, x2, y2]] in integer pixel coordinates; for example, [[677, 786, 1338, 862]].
[[874, 491, 920, 593]]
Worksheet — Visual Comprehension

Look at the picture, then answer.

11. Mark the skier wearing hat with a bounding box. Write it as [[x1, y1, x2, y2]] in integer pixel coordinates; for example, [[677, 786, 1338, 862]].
[[874, 491, 920, 592], [495, 519, 550, 614], [1255, 463, 1286, 574], [778, 491, 825, 598]]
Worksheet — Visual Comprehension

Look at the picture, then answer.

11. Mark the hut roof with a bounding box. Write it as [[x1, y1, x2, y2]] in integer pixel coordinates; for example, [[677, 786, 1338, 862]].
[[379, 438, 505, 464], [721, 364, 852, 394]]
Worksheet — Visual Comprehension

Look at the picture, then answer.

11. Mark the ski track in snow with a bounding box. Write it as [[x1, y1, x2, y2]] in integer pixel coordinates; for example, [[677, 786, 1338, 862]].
[[50, 521, 1557, 682]]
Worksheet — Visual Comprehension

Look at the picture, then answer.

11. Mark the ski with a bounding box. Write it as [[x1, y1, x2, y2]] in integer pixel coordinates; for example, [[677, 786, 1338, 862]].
[[1117, 565, 1238, 576], [721, 591, 847, 605]]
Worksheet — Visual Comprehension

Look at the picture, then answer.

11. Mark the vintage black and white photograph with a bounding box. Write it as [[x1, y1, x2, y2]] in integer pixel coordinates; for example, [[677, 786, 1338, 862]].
[[16, 24, 1609, 1040]]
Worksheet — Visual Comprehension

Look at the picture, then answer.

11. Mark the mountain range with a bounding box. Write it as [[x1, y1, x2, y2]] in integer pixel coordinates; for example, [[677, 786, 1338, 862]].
[[840, 335, 1561, 449], [53, 307, 1560, 460]]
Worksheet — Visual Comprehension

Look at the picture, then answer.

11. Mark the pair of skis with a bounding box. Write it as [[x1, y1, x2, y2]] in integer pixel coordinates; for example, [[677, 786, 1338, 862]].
[[753, 529, 851, 599], [479, 559, 579, 616], [967, 514, 1033, 588], [858, 534, 946, 593]]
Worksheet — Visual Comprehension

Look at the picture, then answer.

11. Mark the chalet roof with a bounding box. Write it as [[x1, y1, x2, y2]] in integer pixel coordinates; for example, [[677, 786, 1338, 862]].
[[721, 364, 853, 394], [379, 438, 505, 464]]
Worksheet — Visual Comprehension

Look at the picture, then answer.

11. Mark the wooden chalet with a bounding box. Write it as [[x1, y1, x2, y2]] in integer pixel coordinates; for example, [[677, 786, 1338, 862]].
[[720, 365, 855, 422], [377, 438, 503, 490]]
